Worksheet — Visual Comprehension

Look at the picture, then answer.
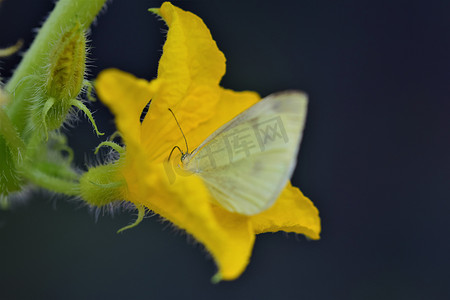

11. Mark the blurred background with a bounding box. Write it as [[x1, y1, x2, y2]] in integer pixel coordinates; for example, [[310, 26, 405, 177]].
[[1, 0, 449, 299]]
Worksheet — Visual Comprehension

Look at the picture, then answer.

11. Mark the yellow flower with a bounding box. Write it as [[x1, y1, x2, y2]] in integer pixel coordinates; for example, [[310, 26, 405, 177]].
[[95, 2, 320, 281]]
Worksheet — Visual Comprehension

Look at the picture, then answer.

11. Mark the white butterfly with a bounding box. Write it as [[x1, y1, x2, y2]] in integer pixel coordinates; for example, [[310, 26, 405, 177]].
[[172, 91, 308, 216]]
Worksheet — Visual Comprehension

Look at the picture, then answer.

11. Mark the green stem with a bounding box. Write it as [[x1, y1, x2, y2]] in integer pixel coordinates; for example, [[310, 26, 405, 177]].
[[24, 167, 80, 196], [0, 107, 25, 161], [4, 0, 107, 133]]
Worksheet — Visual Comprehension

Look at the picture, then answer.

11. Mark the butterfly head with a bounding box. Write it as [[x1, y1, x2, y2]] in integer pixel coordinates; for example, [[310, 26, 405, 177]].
[[181, 153, 188, 162]]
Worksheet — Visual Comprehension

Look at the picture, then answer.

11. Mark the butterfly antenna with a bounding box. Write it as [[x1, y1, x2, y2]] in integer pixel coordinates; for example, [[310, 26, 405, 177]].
[[168, 108, 189, 153], [168, 145, 183, 161]]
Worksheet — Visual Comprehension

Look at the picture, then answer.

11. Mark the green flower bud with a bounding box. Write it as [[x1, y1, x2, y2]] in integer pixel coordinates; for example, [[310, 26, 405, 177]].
[[28, 22, 102, 137], [40, 22, 86, 131], [46, 22, 85, 101]]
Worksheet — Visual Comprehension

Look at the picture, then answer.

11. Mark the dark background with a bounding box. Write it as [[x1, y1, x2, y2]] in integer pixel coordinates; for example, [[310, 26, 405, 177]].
[[1, 0, 449, 299]]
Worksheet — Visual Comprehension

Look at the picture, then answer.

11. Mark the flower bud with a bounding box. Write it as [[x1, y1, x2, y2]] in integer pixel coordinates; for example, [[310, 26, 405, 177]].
[[46, 22, 86, 100], [32, 22, 102, 136]]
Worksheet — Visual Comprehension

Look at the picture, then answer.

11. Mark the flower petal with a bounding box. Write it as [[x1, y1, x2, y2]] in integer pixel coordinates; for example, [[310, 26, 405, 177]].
[[184, 88, 260, 152], [141, 84, 221, 162], [141, 2, 230, 161], [250, 183, 321, 239], [130, 162, 255, 280], [142, 86, 260, 163], [154, 2, 226, 94], [95, 69, 156, 147]]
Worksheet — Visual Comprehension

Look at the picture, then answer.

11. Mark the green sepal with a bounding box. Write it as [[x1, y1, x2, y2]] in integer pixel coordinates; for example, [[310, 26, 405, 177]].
[[95, 141, 124, 155], [70, 99, 104, 136], [211, 272, 223, 284], [117, 205, 146, 233]]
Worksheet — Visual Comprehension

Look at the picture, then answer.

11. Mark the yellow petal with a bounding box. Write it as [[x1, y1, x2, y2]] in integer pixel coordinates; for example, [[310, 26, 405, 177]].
[[185, 88, 260, 152], [95, 69, 157, 147], [141, 84, 222, 162], [141, 2, 229, 161], [130, 162, 254, 280], [156, 2, 225, 91], [142, 86, 260, 163], [250, 183, 321, 240]]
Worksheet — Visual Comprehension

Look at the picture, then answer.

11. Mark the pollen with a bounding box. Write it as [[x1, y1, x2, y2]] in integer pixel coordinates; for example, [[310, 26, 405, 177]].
[[46, 22, 86, 100]]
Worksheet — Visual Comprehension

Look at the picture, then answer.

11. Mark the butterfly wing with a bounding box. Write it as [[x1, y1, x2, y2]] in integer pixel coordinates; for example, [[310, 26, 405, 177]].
[[182, 91, 308, 215]]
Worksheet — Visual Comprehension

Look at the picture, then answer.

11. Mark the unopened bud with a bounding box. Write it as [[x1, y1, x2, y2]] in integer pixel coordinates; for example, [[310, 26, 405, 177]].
[[46, 22, 86, 100], [35, 22, 103, 136]]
